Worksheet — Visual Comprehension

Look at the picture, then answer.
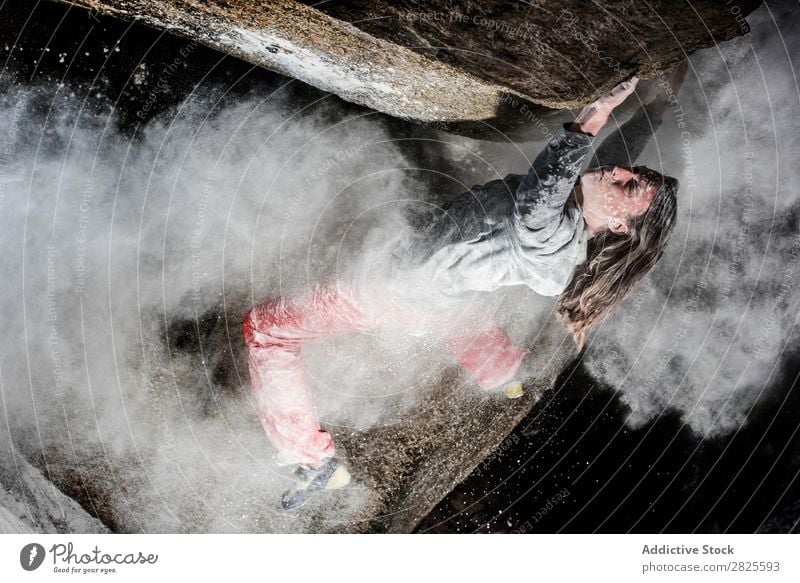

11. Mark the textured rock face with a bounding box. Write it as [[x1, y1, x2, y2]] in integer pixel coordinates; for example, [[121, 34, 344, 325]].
[[0, 438, 109, 534], [54, 0, 757, 138], [299, 0, 757, 105]]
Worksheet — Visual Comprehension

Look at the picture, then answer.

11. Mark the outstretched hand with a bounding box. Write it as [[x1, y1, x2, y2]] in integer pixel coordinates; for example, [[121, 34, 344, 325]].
[[569, 77, 639, 137]]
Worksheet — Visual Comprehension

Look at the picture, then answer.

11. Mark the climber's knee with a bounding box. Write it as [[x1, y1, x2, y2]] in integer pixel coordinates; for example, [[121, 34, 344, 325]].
[[242, 302, 278, 346], [242, 299, 295, 349]]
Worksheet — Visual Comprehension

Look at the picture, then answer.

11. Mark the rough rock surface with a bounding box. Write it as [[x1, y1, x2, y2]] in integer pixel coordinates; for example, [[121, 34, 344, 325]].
[[53, 0, 758, 138]]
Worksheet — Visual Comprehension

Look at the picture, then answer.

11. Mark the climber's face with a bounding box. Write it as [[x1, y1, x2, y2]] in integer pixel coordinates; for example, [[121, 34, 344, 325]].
[[578, 165, 659, 236]]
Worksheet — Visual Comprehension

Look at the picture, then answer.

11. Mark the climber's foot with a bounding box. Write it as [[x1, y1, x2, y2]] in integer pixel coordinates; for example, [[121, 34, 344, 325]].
[[503, 380, 525, 399], [280, 456, 351, 511]]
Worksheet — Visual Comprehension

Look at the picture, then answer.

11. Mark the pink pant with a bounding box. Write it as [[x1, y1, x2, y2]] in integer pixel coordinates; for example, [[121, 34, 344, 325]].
[[242, 283, 528, 467]]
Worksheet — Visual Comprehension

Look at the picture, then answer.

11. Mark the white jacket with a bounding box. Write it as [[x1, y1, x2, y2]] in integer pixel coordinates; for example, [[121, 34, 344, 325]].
[[378, 126, 593, 312]]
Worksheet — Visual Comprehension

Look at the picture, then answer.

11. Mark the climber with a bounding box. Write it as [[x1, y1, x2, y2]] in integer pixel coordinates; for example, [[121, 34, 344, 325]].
[[242, 72, 683, 511]]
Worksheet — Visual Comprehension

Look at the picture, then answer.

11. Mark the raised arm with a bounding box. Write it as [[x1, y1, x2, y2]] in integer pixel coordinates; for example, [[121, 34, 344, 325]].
[[513, 78, 639, 237]]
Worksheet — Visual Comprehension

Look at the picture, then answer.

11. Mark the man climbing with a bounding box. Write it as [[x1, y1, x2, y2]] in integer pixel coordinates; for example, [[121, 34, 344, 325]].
[[242, 72, 682, 510]]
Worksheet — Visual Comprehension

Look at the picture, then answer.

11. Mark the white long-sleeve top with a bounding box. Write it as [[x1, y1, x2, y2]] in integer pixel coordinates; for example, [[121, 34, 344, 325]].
[[369, 126, 593, 313]]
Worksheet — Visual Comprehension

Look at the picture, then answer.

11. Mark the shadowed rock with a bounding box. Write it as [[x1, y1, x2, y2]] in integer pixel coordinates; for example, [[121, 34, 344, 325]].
[[152, 297, 577, 533], [53, 0, 758, 139]]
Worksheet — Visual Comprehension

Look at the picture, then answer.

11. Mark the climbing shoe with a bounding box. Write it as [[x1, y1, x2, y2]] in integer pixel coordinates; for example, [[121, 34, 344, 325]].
[[281, 456, 351, 511], [503, 380, 525, 399]]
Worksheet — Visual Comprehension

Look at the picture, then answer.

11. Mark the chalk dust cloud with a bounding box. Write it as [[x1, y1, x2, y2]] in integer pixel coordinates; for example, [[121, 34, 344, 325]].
[[0, 81, 484, 531]]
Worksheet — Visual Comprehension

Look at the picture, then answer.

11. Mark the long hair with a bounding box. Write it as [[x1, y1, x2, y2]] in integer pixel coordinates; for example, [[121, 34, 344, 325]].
[[556, 174, 679, 350]]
